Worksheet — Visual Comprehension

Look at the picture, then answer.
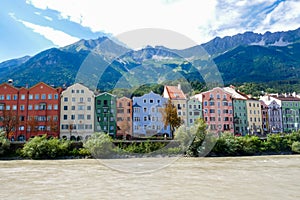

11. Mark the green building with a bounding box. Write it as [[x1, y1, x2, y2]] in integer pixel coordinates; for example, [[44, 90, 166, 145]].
[[274, 95, 300, 133], [232, 99, 248, 135], [95, 92, 117, 137], [223, 87, 248, 135]]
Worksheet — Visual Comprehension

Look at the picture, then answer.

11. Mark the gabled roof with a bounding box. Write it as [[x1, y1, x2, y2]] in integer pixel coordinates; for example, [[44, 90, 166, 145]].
[[223, 87, 248, 100], [164, 85, 186, 100]]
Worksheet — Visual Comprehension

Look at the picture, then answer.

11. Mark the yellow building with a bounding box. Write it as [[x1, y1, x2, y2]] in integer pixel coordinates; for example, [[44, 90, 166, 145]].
[[246, 99, 262, 134]]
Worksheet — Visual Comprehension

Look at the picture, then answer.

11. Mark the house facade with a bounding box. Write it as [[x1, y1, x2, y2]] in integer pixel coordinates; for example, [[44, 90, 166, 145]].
[[246, 99, 262, 135], [260, 96, 283, 133], [163, 84, 187, 126], [273, 95, 300, 132], [187, 95, 202, 126], [201, 87, 234, 134], [116, 97, 132, 139], [0, 82, 62, 141], [95, 92, 117, 137], [60, 83, 95, 140], [132, 91, 171, 137], [0, 83, 23, 141], [27, 82, 62, 139], [223, 87, 248, 135]]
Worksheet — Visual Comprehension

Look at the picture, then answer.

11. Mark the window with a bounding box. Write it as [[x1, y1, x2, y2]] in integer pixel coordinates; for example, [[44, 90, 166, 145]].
[[28, 105, 33, 110], [87, 115, 91, 120], [104, 100, 108, 106], [21, 95, 26, 100], [48, 94, 52, 99], [150, 99, 154, 103], [72, 97, 76, 102], [78, 105, 85, 110], [41, 94, 46, 100], [87, 97, 91, 102], [71, 89, 75, 93], [157, 100, 160, 104], [6, 95, 11, 100], [87, 106, 91, 110], [143, 107, 147, 112], [47, 105, 52, 110], [81, 90, 84, 94], [63, 115, 68, 120], [29, 94, 33, 100], [71, 115, 75, 120], [78, 114, 84, 120], [204, 101, 208, 106], [209, 109, 215, 113], [71, 106, 75, 110], [54, 94, 58, 99], [79, 97, 84, 102], [20, 105, 25, 111], [13, 94, 18, 100], [64, 106, 68, 110], [64, 97, 68, 102], [35, 94, 39, 100]]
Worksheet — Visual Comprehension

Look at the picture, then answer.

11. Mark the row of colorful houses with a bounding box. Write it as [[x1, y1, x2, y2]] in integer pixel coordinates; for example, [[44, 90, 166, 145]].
[[1, 81, 300, 141]]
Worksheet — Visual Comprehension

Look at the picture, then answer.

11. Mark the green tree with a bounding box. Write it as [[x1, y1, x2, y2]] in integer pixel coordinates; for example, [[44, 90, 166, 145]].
[[186, 118, 208, 156], [161, 99, 182, 139], [21, 135, 70, 159], [83, 132, 113, 158], [0, 131, 10, 156]]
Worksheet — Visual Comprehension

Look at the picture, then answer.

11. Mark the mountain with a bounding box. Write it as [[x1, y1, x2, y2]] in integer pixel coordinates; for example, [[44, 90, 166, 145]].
[[201, 27, 300, 56], [1, 27, 300, 91]]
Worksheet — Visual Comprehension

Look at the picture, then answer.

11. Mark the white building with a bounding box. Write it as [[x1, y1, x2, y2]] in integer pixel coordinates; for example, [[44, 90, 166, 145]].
[[60, 83, 95, 140]]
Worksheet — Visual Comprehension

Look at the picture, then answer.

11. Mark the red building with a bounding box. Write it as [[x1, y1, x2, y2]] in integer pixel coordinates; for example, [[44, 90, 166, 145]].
[[201, 87, 234, 134], [0, 82, 62, 141]]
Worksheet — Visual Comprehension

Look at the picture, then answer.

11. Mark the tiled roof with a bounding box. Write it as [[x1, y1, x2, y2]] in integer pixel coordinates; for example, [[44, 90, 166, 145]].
[[223, 87, 248, 100], [165, 86, 186, 99], [272, 96, 300, 101]]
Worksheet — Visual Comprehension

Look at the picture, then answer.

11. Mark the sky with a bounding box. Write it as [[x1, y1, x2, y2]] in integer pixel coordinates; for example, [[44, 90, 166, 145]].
[[1, 0, 300, 62]]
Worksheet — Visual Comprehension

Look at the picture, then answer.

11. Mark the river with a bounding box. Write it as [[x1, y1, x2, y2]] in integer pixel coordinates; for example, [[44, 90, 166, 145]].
[[0, 155, 300, 199]]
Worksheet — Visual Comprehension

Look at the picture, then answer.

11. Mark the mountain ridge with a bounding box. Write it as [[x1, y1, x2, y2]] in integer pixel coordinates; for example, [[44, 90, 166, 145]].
[[1, 27, 300, 91]]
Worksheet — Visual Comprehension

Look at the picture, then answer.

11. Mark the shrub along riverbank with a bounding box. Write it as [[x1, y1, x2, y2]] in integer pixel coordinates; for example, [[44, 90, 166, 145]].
[[1, 128, 300, 159]]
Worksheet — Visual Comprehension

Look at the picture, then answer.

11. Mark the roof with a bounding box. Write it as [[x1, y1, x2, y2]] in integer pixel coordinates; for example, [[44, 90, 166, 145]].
[[223, 87, 247, 100], [164, 85, 186, 100], [272, 95, 300, 101]]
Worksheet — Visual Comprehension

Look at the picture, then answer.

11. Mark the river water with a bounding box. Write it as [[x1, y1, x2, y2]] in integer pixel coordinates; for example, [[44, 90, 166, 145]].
[[0, 155, 300, 200]]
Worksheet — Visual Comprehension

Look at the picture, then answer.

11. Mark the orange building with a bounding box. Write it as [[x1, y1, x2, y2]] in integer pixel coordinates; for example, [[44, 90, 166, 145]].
[[116, 97, 132, 139], [0, 82, 62, 141]]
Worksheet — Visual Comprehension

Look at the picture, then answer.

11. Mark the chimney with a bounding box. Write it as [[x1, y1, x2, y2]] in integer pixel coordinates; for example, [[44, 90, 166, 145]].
[[178, 83, 181, 90]]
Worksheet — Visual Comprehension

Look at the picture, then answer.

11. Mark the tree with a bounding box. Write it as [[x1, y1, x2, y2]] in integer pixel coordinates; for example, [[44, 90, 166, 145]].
[[161, 99, 182, 139], [1, 110, 19, 139], [119, 119, 131, 140], [27, 117, 38, 139]]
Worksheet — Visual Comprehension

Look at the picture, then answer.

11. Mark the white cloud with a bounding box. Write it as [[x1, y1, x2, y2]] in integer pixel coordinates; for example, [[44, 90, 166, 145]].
[[19, 20, 79, 47], [26, 0, 300, 48]]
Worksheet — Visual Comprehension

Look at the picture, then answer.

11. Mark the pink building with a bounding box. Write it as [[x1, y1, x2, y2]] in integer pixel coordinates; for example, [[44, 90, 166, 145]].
[[201, 87, 234, 134]]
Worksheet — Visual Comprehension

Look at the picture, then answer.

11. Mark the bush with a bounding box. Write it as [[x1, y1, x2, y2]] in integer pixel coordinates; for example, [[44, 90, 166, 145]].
[[292, 141, 300, 153], [21, 135, 70, 159], [83, 132, 114, 158], [0, 132, 10, 156]]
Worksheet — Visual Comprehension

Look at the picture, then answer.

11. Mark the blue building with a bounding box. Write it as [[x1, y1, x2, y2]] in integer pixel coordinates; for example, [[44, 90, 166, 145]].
[[132, 91, 171, 137]]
